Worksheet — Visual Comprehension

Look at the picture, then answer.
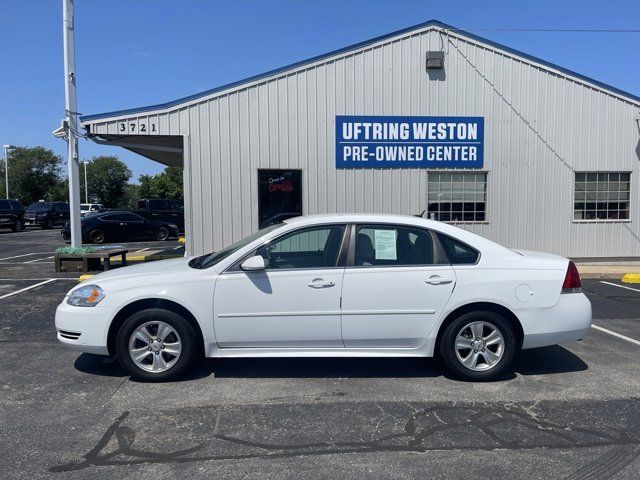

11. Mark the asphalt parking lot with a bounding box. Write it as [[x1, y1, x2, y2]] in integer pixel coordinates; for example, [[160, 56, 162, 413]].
[[1, 229, 639, 479]]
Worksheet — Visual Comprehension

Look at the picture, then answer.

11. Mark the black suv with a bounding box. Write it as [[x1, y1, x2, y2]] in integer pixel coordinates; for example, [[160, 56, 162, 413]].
[[24, 202, 70, 229], [0, 199, 25, 232]]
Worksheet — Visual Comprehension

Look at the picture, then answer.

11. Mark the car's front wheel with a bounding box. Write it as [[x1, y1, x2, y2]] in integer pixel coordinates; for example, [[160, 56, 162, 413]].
[[11, 219, 22, 232], [439, 311, 516, 381], [115, 308, 197, 381], [155, 226, 169, 241]]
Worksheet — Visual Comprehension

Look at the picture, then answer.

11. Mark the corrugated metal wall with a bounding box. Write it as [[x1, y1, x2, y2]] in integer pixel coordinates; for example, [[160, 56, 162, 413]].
[[85, 27, 640, 258]]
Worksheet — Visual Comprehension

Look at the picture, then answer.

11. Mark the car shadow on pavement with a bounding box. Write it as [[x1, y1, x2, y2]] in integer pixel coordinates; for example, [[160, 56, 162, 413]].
[[513, 345, 588, 375], [73, 345, 587, 382]]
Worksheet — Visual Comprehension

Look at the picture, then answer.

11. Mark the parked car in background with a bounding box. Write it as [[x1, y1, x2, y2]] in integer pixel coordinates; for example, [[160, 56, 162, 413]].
[[0, 199, 25, 232], [55, 214, 591, 382], [80, 203, 104, 217], [134, 199, 184, 231], [62, 211, 179, 244], [24, 201, 70, 229]]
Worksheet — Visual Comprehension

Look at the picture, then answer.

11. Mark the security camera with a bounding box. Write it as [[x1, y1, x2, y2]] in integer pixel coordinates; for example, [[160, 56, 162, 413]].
[[52, 120, 68, 139]]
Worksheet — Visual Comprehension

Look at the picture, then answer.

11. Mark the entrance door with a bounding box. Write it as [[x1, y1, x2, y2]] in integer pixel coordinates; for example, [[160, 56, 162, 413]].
[[258, 169, 302, 228], [213, 224, 347, 348]]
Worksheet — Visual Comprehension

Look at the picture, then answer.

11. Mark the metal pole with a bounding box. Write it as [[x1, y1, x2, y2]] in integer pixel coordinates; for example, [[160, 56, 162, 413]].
[[63, 0, 82, 247], [3, 145, 8, 199], [83, 161, 88, 203]]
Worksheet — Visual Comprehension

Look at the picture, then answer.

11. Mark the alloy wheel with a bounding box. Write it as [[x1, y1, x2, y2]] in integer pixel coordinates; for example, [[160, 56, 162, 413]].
[[454, 321, 505, 372], [128, 321, 182, 373]]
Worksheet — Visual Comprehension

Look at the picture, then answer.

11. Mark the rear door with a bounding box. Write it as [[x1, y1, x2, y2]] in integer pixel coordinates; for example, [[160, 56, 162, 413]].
[[341, 223, 456, 348], [118, 212, 146, 239]]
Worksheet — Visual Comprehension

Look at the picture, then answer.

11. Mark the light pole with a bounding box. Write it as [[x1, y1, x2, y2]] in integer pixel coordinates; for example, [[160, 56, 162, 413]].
[[2, 145, 16, 199], [83, 161, 88, 203]]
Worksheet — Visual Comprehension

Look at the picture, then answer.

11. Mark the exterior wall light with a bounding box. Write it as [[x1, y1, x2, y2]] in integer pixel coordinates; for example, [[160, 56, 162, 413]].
[[426, 51, 445, 69]]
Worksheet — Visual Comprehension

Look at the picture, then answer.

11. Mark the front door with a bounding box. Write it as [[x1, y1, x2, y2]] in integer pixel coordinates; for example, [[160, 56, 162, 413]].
[[258, 169, 302, 228], [214, 224, 347, 348], [341, 224, 456, 348]]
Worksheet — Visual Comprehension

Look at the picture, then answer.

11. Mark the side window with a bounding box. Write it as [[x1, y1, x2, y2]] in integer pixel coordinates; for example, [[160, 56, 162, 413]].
[[354, 224, 435, 267], [436, 233, 479, 264], [120, 213, 143, 222], [100, 214, 119, 222], [257, 225, 346, 270], [149, 200, 167, 210]]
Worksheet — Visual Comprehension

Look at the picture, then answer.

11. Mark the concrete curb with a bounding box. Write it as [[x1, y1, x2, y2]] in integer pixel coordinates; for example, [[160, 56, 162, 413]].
[[622, 273, 640, 284]]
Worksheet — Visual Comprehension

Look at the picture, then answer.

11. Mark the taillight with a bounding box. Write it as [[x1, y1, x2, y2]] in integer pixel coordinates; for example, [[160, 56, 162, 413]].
[[562, 261, 582, 293]]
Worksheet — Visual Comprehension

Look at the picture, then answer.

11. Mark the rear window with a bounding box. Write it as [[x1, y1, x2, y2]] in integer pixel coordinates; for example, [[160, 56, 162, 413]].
[[27, 202, 51, 211], [436, 233, 480, 265]]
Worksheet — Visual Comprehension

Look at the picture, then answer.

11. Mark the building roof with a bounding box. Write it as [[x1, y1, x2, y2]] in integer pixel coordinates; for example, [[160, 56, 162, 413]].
[[80, 19, 640, 123]]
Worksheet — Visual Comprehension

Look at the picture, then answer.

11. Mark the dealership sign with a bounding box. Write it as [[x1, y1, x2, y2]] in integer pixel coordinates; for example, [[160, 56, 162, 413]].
[[335, 115, 484, 169]]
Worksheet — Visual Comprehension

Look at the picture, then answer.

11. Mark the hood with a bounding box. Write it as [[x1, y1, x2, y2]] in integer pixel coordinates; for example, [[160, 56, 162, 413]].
[[85, 257, 194, 285]]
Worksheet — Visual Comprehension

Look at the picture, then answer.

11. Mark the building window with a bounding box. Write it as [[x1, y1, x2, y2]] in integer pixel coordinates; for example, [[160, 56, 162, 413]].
[[427, 173, 487, 222], [574, 172, 630, 221]]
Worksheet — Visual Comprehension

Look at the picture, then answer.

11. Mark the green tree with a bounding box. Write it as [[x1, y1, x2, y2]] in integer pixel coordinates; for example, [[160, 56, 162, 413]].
[[117, 183, 141, 209], [138, 167, 183, 200], [84, 156, 132, 207], [0, 147, 63, 205]]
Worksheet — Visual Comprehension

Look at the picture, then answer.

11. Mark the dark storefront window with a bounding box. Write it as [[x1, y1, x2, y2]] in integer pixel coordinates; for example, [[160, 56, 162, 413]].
[[258, 169, 303, 228], [427, 172, 487, 222], [574, 172, 631, 221]]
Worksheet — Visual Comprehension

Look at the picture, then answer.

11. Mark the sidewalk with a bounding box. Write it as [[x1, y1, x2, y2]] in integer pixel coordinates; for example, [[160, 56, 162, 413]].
[[576, 262, 640, 281]]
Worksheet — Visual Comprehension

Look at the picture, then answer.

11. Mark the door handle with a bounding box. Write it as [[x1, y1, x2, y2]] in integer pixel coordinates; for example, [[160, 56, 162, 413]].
[[425, 275, 453, 285], [307, 278, 335, 288]]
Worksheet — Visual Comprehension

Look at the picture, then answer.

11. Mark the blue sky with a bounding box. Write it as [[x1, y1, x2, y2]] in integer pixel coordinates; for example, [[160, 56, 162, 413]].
[[0, 0, 638, 182]]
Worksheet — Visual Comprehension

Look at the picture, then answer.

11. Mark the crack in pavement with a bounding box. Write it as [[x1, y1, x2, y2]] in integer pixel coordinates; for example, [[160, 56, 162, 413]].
[[49, 401, 640, 477]]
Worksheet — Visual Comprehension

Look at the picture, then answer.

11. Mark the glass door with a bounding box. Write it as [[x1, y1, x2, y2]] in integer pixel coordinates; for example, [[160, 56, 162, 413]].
[[258, 169, 302, 228]]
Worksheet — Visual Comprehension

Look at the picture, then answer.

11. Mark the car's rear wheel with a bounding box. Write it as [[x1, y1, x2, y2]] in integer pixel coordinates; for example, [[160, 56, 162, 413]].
[[115, 308, 197, 382], [439, 311, 516, 381], [88, 229, 105, 244], [155, 226, 169, 241]]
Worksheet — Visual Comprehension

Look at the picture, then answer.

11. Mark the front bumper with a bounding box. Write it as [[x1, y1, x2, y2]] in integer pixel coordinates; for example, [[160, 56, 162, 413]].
[[55, 301, 117, 355], [519, 292, 592, 349]]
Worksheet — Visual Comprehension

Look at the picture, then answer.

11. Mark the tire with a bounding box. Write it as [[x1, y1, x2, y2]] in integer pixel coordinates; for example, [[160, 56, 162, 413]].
[[155, 226, 169, 241], [438, 311, 516, 381], [11, 219, 22, 232], [88, 229, 105, 244], [41, 218, 54, 229], [115, 308, 198, 382]]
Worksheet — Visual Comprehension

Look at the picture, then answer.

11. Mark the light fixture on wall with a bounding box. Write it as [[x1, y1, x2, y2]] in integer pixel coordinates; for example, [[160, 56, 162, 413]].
[[425, 51, 445, 69]]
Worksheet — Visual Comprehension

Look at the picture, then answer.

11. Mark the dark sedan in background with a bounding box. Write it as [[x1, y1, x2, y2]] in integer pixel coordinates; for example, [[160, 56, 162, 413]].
[[62, 211, 179, 244]]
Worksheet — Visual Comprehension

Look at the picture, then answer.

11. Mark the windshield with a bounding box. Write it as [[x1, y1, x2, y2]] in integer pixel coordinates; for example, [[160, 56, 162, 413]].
[[189, 223, 284, 269], [80, 204, 90, 210], [27, 202, 51, 211]]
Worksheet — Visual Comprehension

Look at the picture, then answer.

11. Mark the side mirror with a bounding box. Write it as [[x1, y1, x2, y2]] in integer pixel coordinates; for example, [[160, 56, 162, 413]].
[[240, 255, 266, 271]]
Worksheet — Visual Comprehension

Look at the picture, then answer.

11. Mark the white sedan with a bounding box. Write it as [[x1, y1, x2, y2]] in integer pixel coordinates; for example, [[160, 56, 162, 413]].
[[55, 214, 591, 381]]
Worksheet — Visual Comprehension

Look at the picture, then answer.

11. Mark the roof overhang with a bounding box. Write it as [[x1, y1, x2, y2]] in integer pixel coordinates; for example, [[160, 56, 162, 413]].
[[90, 134, 183, 167]]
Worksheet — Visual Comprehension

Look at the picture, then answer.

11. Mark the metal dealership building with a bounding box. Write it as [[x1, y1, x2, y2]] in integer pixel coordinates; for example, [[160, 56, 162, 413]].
[[80, 20, 640, 259]]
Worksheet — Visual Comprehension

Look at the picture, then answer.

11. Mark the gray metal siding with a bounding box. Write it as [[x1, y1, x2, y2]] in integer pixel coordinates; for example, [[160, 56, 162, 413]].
[[85, 27, 640, 258]]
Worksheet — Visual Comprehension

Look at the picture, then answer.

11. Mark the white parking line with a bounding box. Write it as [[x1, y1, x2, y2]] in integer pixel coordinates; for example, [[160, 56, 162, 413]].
[[0, 252, 48, 261], [23, 255, 55, 264], [0, 279, 58, 300], [599, 281, 640, 294], [134, 247, 151, 253], [592, 324, 640, 347]]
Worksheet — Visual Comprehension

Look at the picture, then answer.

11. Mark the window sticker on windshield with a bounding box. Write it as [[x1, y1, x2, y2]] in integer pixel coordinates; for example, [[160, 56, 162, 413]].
[[374, 229, 397, 260]]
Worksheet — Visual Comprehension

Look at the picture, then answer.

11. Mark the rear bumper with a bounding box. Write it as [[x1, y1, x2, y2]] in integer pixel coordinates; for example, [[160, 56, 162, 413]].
[[519, 292, 592, 349]]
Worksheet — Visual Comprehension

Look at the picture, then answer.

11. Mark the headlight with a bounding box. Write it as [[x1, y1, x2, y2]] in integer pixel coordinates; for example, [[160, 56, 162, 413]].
[[168, 224, 178, 229], [67, 285, 105, 307]]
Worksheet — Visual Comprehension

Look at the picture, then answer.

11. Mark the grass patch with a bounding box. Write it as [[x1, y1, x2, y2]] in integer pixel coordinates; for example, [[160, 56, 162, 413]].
[[55, 246, 98, 255]]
